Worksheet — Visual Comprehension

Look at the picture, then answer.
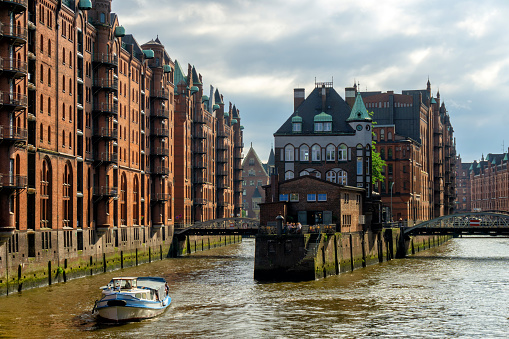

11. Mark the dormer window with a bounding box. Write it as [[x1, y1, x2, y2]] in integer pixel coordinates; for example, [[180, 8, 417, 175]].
[[292, 115, 302, 133], [314, 112, 332, 132]]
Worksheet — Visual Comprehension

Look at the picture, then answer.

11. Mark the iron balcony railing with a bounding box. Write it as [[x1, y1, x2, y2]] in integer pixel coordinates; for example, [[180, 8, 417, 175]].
[[152, 128, 169, 138], [151, 193, 170, 201], [96, 152, 118, 163], [93, 186, 118, 197], [0, 174, 27, 189], [151, 109, 169, 119], [93, 102, 118, 115], [1, 24, 28, 45], [94, 127, 118, 139], [153, 166, 169, 175], [92, 53, 118, 67], [0, 125, 28, 141], [0, 91, 28, 109], [93, 78, 118, 91], [151, 147, 169, 157], [0, 57, 28, 78], [150, 90, 169, 100]]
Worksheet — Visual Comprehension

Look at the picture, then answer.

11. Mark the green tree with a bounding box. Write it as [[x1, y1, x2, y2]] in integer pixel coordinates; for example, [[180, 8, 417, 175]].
[[369, 111, 386, 184]]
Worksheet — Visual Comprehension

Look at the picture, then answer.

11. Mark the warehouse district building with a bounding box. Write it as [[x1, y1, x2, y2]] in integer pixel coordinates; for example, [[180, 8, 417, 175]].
[[0, 0, 243, 286]]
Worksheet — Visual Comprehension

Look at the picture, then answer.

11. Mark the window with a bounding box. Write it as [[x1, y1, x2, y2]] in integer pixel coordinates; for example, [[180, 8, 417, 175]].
[[314, 123, 323, 132], [292, 122, 301, 132], [344, 193, 349, 204], [285, 171, 294, 180], [324, 122, 331, 131], [285, 145, 294, 161], [388, 148, 393, 159], [338, 144, 347, 161], [300, 145, 309, 161], [388, 164, 393, 175], [380, 148, 385, 160], [290, 193, 299, 202], [380, 129, 385, 141], [300, 170, 309, 176], [249, 158, 254, 166], [312, 145, 320, 161], [326, 145, 335, 161], [250, 180, 254, 186], [357, 157, 363, 175], [257, 180, 263, 186], [388, 132, 392, 141], [307, 194, 316, 202], [279, 194, 289, 202], [338, 170, 347, 184], [318, 194, 327, 202], [326, 171, 336, 183]]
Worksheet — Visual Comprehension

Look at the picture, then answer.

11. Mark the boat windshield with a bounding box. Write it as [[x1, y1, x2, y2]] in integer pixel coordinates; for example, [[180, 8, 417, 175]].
[[109, 278, 137, 289]]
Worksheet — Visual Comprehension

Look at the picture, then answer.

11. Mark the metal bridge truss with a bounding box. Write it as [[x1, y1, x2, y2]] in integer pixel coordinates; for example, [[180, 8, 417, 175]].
[[404, 212, 509, 236], [174, 218, 260, 236]]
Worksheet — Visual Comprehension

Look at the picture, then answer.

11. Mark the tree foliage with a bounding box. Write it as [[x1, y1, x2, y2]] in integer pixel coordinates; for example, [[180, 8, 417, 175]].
[[369, 111, 386, 184]]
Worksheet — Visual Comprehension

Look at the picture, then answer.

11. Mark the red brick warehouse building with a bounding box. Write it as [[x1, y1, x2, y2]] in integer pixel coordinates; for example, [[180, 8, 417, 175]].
[[0, 0, 243, 276]]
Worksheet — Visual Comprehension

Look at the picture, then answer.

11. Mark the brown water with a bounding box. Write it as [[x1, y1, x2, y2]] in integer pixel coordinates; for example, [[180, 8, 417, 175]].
[[0, 237, 508, 338]]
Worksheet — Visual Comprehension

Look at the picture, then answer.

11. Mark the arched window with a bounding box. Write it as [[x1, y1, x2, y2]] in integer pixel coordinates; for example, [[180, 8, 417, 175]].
[[63, 163, 73, 227], [40, 94, 44, 113], [285, 171, 294, 180], [68, 132, 72, 149], [326, 145, 335, 161], [121, 173, 127, 225], [39, 123, 43, 141], [300, 170, 310, 176], [326, 171, 337, 183], [388, 132, 392, 141], [40, 64, 43, 83], [48, 97, 51, 115], [312, 145, 321, 161], [338, 144, 347, 161], [380, 129, 385, 141], [62, 130, 65, 147], [48, 39, 51, 56], [63, 48, 66, 64], [284, 145, 294, 161], [380, 148, 385, 160], [48, 126, 51, 143], [133, 176, 139, 225], [388, 148, 393, 159], [300, 145, 309, 161], [338, 169, 347, 185], [40, 158, 52, 228]]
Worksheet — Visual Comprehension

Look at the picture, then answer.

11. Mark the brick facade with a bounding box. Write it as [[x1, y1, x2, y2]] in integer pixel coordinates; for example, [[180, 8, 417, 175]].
[[0, 0, 243, 278]]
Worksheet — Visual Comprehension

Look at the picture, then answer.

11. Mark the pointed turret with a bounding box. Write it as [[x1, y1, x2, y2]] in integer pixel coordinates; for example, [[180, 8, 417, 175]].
[[347, 92, 371, 122]]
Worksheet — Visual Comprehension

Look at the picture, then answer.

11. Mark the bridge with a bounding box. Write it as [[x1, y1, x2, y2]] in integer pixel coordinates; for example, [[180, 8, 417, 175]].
[[174, 218, 260, 236], [404, 212, 509, 236]]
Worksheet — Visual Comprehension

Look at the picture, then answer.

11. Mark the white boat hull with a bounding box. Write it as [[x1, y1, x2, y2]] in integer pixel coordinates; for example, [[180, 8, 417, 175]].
[[98, 304, 166, 322]]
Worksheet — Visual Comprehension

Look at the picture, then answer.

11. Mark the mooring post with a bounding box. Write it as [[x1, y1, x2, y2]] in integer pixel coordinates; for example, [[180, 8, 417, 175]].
[[276, 214, 284, 236]]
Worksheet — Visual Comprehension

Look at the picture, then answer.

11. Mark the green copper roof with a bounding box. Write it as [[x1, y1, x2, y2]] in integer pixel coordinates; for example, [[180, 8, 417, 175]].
[[173, 60, 187, 86], [477, 162, 481, 169], [469, 163, 474, 171], [431, 97, 437, 104], [114, 26, 126, 37], [347, 92, 372, 122], [486, 154, 491, 161], [292, 115, 302, 123], [78, 0, 92, 10], [314, 112, 332, 122], [492, 158, 497, 165], [190, 86, 199, 94], [163, 64, 172, 73], [231, 119, 238, 124], [213, 104, 220, 111], [202, 95, 209, 103], [240, 125, 244, 130], [224, 111, 229, 118], [142, 49, 154, 59], [192, 66, 202, 85], [504, 154, 508, 161]]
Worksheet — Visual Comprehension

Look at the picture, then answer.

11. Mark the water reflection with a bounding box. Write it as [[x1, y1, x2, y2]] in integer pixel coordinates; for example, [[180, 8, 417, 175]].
[[0, 237, 508, 338]]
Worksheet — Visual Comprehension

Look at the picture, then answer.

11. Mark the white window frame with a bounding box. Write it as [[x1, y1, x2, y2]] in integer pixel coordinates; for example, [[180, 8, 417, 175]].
[[326, 145, 335, 161], [300, 145, 309, 161], [338, 144, 347, 161], [312, 145, 321, 161]]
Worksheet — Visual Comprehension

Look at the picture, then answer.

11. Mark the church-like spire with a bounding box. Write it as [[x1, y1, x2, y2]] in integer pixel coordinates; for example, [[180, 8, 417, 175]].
[[347, 92, 371, 122]]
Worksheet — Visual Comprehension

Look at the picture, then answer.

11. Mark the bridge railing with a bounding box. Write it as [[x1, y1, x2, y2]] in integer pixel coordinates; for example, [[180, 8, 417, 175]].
[[258, 224, 336, 235]]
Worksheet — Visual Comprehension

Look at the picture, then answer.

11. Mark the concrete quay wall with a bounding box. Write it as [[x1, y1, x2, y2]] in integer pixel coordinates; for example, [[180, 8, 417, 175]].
[[254, 229, 451, 281], [0, 233, 241, 296]]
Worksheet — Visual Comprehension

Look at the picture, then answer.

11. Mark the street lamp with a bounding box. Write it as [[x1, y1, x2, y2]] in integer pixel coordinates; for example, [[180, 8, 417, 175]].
[[390, 181, 395, 223]]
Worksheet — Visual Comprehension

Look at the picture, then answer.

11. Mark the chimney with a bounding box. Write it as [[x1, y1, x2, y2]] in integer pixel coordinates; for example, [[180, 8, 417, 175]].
[[321, 84, 326, 112], [345, 85, 357, 109], [294, 88, 305, 111]]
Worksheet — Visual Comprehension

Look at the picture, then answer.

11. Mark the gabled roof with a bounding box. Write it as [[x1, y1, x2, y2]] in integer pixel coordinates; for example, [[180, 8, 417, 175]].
[[214, 89, 223, 104], [347, 92, 371, 122], [232, 104, 239, 119], [252, 187, 262, 199], [242, 146, 268, 177], [267, 148, 275, 166], [275, 86, 355, 135]]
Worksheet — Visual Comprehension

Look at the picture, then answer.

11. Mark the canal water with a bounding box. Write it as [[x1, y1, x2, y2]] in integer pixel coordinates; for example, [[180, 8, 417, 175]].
[[0, 237, 508, 338]]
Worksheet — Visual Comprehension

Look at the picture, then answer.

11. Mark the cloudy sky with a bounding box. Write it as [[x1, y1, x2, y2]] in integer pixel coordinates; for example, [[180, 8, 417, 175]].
[[112, 0, 509, 163]]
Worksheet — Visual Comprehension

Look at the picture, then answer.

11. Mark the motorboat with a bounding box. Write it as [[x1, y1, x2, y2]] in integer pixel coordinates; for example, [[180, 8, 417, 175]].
[[94, 276, 171, 322]]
